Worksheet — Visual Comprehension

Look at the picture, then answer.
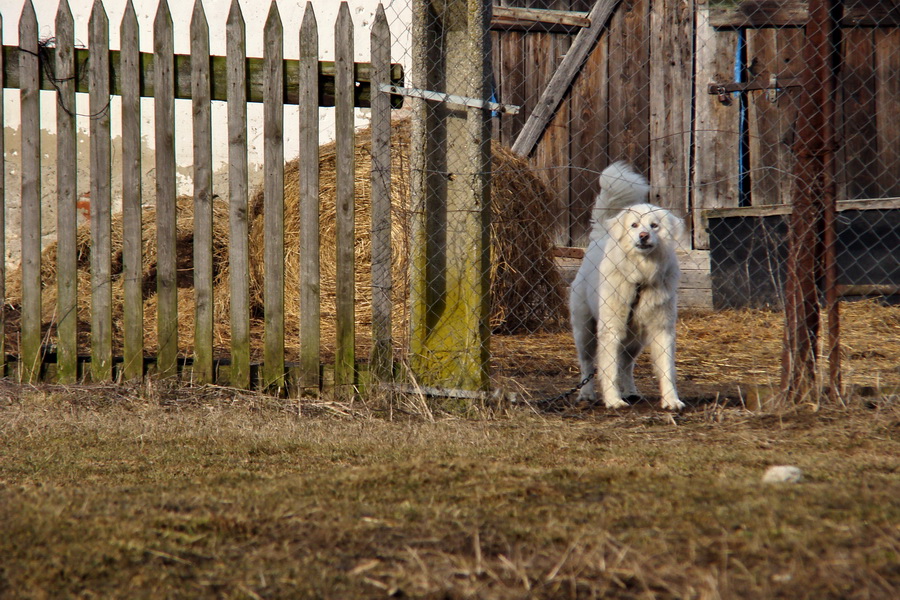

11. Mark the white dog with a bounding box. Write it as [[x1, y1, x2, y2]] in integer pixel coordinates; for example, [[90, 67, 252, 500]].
[[569, 162, 685, 410]]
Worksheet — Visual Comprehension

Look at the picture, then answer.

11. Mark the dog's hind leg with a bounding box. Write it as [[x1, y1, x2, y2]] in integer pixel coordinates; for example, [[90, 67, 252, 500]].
[[618, 338, 643, 400], [571, 311, 598, 402]]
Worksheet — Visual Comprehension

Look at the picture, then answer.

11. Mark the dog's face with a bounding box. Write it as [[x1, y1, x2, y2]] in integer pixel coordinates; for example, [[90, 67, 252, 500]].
[[606, 204, 685, 253]]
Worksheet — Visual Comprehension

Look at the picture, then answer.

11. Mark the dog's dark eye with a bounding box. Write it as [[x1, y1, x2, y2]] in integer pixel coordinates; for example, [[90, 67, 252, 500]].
[[630, 222, 638, 228], [650, 223, 659, 229]]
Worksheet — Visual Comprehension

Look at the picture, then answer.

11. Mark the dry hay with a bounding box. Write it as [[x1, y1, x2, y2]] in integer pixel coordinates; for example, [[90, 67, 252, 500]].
[[5, 118, 568, 360], [246, 118, 568, 356], [494, 300, 900, 398]]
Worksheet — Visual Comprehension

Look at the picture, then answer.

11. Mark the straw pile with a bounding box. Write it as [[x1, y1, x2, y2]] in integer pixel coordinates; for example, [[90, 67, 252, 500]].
[[247, 118, 569, 355], [6, 118, 568, 359]]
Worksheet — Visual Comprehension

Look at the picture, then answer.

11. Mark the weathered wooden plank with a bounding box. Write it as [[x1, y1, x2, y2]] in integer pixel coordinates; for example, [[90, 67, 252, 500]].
[[837, 27, 879, 200], [55, 0, 77, 383], [568, 23, 608, 247], [709, 0, 900, 28], [298, 1, 320, 392], [0, 15, 5, 375], [746, 27, 803, 206], [154, 0, 178, 377], [649, 0, 693, 218], [19, 1, 41, 383], [0, 45, 402, 108], [875, 28, 900, 198], [190, 0, 213, 384], [607, 0, 649, 173], [263, 1, 285, 391], [121, 0, 143, 380], [525, 24, 565, 246], [492, 5, 591, 28], [498, 29, 525, 146], [226, 0, 250, 389], [334, 2, 356, 394], [692, 3, 739, 248], [511, 0, 619, 157], [89, 0, 112, 381], [370, 3, 392, 382]]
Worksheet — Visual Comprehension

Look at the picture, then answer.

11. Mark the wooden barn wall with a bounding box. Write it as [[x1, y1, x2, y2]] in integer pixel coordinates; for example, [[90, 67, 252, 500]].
[[492, 0, 694, 248], [491, 1, 900, 250]]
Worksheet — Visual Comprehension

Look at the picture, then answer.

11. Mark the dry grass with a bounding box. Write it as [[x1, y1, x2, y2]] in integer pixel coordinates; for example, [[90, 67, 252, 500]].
[[0, 381, 898, 599]]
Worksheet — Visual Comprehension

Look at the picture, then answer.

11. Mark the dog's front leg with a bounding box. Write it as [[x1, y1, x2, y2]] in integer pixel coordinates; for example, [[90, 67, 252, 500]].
[[648, 327, 684, 411], [597, 290, 632, 409]]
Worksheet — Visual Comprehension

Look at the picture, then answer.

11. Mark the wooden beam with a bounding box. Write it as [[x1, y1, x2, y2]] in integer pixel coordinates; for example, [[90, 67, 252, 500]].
[[491, 6, 591, 28], [0, 44, 403, 107], [708, 0, 900, 28], [511, 0, 619, 157]]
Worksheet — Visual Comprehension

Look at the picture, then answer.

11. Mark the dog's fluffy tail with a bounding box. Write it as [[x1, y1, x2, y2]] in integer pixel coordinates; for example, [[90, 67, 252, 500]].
[[590, 162, 650, 240]]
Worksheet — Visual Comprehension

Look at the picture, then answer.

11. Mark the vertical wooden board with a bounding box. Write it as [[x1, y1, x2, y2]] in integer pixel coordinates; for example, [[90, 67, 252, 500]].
[[649, 0, 693, 218], [334, 2, 356, 393], [298, 1, 320, 391], [606, 0, 650, 173], [836, 27, 878, 200], [0, 15, 5, 374], [19, 1, 41, 383], [692, 3, 739, 248], [226, 0, 250, 389], [533, 95, 570, 247], [155, 0, 178, 377], [498, 29, 525, 146], [89, 0, 112, 381], [191, 0, 213, 384], [263, 1, 285, 391], [55, 0, 77, 383], [747, 27, 803, 207], [875, 28, 900, 197], [121, 0, 143, 380], [370, 4, 392, 381], [568, 29, 608, 247]]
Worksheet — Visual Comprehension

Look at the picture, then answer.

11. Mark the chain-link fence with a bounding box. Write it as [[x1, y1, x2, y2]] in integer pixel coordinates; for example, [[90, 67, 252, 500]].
[[2, 0, 897, 403], [406, 0, 899, 405]]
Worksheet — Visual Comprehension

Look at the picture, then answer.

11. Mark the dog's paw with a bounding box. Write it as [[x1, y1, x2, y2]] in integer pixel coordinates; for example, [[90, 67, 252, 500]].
[[661, 397, 685, 411], [604, 397, 628, 410]]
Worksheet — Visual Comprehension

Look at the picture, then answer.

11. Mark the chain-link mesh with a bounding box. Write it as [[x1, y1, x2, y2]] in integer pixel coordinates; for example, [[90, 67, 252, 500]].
[[2, 1, 897, 402], [408, 0, 900, 404]]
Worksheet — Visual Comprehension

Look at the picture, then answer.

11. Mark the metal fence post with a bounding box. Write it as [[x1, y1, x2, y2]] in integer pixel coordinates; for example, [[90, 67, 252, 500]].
[[409, 0, 492, 392]]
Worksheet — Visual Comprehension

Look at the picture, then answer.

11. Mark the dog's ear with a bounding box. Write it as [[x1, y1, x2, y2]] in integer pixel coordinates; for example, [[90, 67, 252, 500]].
[[659, 210, 687, 247], [605, 211, 629, 242]]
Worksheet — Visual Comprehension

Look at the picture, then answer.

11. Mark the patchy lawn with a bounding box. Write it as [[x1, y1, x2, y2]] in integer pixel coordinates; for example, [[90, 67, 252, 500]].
[[0, 381, 897, 599]]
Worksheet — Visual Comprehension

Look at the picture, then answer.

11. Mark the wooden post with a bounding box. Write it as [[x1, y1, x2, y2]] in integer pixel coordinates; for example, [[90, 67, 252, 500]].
[[192, 0, 214, 384], [226, 0, 251, 389], [409, 0, 492, 392], [19, 0, 41, 383], [780, 0, 836, 404], [121, 0, 143, 381], [370, 4, 393, 381], [155, 0, 178, 378], [334, 2, 356, 396], [263, 0, 285, 391], [56, 0, 77, 383]]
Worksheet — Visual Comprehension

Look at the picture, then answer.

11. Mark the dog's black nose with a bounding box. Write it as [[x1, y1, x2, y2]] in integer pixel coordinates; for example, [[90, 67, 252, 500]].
[[639, 231, 649, 241]]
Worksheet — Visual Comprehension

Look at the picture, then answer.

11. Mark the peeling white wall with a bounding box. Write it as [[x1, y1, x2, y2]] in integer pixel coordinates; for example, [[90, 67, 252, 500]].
[[0, 0, 412, 265]]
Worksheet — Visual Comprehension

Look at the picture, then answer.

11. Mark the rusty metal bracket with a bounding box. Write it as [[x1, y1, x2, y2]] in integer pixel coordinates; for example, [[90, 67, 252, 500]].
[[708, 74, 803, 104]]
